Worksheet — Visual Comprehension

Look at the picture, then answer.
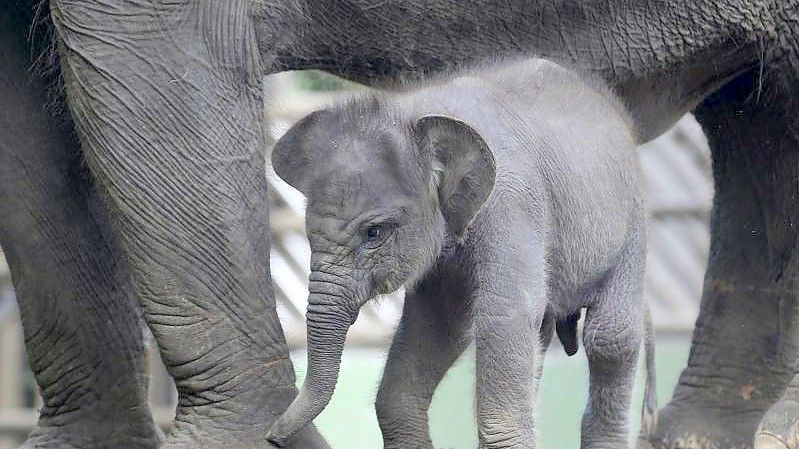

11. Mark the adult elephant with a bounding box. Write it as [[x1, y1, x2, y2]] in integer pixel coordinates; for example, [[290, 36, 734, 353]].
[[0, 0, 796, 449]]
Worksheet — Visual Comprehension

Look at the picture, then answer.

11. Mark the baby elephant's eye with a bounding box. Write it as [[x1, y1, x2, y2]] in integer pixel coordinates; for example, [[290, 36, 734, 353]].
[[362, 223, 394, 247], [366, 226, 383, 241]]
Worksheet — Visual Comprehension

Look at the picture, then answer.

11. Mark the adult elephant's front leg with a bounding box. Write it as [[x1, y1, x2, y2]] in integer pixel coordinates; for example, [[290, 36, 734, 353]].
[[50, 2, 327, 448], [649, 66, 799, 449], [0, 5, 160, 448]]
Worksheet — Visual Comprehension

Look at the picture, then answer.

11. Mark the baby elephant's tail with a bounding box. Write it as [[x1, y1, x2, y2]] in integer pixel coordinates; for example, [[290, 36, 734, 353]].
[[640, 302, 658, 441]]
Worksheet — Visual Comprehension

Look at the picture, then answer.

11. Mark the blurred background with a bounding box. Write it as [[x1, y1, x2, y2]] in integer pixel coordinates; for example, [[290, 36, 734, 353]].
[[0, 71, 712, 449]]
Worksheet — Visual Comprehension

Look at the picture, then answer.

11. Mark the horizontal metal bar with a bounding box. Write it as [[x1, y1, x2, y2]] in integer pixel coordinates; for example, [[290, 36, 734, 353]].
[[0, 409, 35, 436]]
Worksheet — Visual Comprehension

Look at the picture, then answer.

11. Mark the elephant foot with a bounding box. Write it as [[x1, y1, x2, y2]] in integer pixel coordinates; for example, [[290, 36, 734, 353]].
[[754, 397, 799, 449], [17, 415, 162, 449], [161, 408, 329, 449], [644, 401, 764, 449], [756, 434, 799, 449]]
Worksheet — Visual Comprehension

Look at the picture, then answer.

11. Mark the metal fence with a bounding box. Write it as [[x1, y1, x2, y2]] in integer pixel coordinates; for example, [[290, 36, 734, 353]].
[[0, 73, 712, 446]]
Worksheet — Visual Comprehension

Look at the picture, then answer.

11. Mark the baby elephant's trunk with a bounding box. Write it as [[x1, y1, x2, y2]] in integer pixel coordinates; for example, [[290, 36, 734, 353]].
[[267, 281, 359, 447]]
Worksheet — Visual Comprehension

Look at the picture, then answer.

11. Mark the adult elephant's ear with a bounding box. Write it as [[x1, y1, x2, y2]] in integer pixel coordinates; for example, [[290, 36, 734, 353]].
[[416, 115, 496, 238], [271, 110, 329, 194]]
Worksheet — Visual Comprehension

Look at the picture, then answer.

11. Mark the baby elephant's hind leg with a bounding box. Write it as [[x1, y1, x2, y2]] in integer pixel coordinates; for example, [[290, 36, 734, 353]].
[[581, 250, 645, 449]]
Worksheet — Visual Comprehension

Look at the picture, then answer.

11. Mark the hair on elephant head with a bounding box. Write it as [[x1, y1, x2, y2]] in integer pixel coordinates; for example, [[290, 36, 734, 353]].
[[266, 97, 496, 446]]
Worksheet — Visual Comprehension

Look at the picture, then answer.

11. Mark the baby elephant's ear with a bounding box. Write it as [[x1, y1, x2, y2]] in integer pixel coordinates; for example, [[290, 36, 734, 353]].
[[271, 110, 328, 194], [416, 115, 496, 238]]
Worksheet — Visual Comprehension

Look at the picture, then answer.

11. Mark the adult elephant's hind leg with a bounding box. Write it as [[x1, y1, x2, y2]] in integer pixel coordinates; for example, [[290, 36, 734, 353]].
[[649, 67, 799, 449], [0, 5, 160, 449]]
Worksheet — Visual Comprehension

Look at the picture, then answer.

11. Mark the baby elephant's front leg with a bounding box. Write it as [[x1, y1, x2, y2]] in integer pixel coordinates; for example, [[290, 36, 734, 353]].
[[474, 260, 548, 449], [581, 256, 645, 449]]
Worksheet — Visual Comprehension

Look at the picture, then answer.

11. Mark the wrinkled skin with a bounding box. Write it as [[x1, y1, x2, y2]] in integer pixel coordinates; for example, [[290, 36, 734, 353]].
[[0, 0, 797, 448], [267, 59, 647, 449], [0, 3, 161, 448]]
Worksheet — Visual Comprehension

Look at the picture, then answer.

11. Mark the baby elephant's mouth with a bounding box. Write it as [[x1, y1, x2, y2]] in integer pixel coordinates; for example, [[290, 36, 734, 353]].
[[374, 277, 402, 296]]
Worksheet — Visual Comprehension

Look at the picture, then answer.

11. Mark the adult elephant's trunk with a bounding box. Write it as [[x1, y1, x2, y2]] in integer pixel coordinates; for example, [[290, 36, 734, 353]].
[[267, 277, 360, 447]]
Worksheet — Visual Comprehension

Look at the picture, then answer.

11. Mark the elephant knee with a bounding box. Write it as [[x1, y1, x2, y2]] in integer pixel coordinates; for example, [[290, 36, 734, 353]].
[[479, 416, 532, 449], [376, 389, 435, 448], [375, 382, 396, 415], [376, 388, 431, 431], [374, 390, 395, 428], [584, 316, 641, 362]]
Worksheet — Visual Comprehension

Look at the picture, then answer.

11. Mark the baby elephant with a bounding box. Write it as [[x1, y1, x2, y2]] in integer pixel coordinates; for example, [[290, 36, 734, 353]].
[[267, 58, 648, 449]]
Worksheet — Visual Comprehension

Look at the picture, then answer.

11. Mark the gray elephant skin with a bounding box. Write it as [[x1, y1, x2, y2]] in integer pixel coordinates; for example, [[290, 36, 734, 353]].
[[1, 0, 798, 448], [268, 58, 647, 449]]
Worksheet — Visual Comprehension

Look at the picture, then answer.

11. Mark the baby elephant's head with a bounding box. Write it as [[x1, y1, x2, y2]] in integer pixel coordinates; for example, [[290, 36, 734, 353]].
[[266, 99, 495, 446]]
